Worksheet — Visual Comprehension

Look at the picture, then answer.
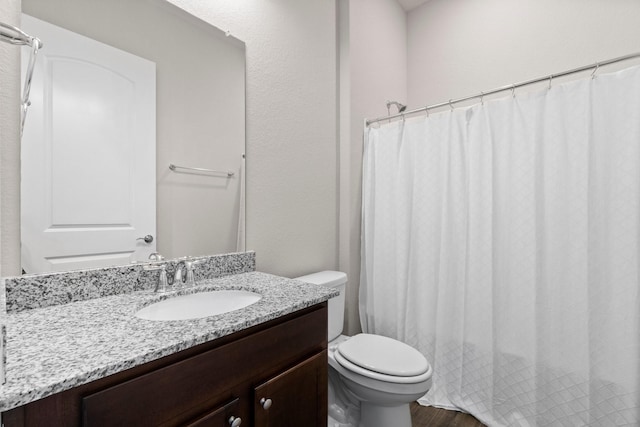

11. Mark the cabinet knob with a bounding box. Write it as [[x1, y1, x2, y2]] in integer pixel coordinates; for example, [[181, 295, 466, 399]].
[[259, 397, 272, 410], [228, 415, 242, 427]]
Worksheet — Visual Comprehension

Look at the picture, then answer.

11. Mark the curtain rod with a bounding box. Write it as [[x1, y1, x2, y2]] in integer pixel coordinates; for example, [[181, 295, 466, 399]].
[[366, 51, 640, 126], [0, 21, 43, 137]]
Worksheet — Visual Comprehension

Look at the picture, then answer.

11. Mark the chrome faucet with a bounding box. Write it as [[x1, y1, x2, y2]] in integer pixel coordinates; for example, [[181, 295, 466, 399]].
[[173, 257, 205, 288], [144, 257, 205, 293]]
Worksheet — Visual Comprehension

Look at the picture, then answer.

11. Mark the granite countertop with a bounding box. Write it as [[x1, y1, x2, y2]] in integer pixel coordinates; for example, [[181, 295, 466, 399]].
[[0, 271, 338, 412]]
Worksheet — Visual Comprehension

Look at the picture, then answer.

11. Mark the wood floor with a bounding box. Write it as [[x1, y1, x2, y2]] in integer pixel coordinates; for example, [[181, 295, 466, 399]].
[[410, 402, 487, 427]]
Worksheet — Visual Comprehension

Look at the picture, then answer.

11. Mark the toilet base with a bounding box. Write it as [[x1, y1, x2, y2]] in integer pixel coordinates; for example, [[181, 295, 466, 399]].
[[360, 402, 412, 427]]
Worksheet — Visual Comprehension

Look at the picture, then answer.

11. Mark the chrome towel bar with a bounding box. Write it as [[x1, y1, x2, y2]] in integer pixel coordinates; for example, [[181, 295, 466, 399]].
[[169, 163, 234, 177]]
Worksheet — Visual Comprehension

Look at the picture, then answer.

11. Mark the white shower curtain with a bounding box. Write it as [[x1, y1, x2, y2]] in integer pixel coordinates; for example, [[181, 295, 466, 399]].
[[360, 65, 640, 426]]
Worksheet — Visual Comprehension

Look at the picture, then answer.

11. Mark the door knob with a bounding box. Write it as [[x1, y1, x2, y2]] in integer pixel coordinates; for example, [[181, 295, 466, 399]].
[[228, 416, 242, 427], [259, 397, 272, 410], [136, 234, 154, 244]]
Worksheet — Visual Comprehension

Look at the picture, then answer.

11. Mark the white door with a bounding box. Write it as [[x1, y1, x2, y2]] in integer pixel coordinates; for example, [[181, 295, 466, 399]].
[[21, 14, 156, 273]]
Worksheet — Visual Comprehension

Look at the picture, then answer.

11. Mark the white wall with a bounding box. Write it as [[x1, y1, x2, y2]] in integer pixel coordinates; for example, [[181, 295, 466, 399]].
[[340, 0, 407, 334], [166, 0, 338, 277], [0, 0, 22, 277], [408, 0, 640, 109]]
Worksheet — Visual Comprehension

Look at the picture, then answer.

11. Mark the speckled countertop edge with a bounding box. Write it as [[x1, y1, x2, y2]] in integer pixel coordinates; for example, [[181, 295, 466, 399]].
[[0, 272, 338, 412]]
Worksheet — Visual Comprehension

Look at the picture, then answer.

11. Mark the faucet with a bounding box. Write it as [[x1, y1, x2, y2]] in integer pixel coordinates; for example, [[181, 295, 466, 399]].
[[143, 257, 205, 293], [172, 257, 205, 288]]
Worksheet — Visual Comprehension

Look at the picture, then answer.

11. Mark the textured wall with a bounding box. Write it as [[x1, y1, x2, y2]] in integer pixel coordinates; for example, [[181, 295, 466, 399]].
[[168, 0, 338, 278], [0, 0, 22, 277], [340, 0, 407, 334], [408, 0, 640, 109]]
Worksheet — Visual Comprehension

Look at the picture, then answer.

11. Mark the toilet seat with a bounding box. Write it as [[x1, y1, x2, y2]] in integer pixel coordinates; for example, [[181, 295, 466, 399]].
[[335, 334, 432, 384]]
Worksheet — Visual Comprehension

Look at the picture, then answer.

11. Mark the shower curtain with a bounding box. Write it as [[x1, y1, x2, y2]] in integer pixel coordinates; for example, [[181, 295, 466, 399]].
[[360, 65, 640, 426]]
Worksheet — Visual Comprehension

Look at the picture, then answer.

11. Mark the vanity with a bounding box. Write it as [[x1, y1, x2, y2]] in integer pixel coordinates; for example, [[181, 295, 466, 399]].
[[0, 253, 337, 426]]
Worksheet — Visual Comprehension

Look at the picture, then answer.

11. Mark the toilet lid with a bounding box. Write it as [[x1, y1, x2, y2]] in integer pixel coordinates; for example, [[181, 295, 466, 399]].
[[336, 334, 429, 377]]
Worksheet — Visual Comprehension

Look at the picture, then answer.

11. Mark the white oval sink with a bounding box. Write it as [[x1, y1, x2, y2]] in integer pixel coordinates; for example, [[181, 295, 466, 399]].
[[135, 290, 262, 321]]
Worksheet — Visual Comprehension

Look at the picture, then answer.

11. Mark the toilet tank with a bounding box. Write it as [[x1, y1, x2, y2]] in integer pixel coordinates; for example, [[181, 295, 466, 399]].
[[294, 271, 347, 341]]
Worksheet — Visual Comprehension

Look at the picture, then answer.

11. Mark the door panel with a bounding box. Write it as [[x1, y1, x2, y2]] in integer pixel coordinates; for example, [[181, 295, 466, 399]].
[[49, 58, 134, 225]]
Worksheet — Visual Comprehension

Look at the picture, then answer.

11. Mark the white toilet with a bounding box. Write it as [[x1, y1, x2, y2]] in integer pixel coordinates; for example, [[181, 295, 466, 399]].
[[295, 271, 432, 427]]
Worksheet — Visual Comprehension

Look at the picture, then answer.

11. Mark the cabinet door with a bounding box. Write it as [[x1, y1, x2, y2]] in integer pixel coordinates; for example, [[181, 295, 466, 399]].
[[254, 350, 327, 427], [183, 398, 241, 427]]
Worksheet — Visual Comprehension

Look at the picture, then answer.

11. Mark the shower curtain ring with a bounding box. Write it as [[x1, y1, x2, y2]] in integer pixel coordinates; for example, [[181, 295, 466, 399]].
[[548, 75, 553, 90], [425, 107, 429, 118], [480, 92, 484, 105], [591, 62, 599, 79], [449, 99, 454, 111], [511, 84, 516, 98]]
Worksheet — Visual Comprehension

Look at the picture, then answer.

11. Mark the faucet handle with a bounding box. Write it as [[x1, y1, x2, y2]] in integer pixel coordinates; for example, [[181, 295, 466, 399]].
[[184, 258, 205, 287], [143, 263, 169, 293]]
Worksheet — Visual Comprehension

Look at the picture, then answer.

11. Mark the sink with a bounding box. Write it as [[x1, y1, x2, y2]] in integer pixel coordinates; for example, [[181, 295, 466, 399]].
[[135, 290, 262, 321]]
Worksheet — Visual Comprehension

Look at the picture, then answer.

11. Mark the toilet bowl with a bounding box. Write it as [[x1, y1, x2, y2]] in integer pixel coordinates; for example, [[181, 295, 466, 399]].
[[295, 271, 432, 427]]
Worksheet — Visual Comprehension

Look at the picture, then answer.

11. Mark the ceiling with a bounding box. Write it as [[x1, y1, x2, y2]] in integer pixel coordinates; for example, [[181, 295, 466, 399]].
[[396, 0, 430, 12]]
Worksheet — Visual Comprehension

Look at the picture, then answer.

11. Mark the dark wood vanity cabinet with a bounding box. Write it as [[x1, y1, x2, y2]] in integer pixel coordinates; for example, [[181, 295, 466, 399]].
[[253, 350, 327, 426], [2, 303, 328, 427]]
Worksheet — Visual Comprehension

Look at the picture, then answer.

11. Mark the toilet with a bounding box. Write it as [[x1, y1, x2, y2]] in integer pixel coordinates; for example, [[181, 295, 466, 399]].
[[295, 271, 432, 427]]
